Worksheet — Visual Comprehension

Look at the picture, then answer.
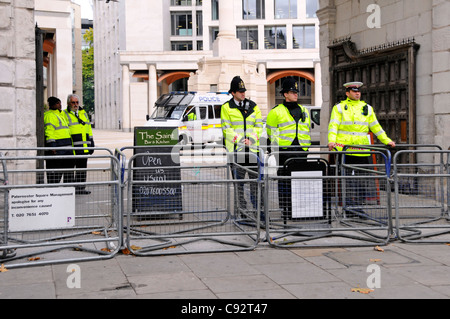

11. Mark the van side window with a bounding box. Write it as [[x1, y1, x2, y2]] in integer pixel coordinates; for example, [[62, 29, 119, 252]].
[[199, 106, 207, 120], [311, 109, 320, 126], [208, 105, 215, 119], [214, 104, 222, 119], [185, 106, 196, 121]]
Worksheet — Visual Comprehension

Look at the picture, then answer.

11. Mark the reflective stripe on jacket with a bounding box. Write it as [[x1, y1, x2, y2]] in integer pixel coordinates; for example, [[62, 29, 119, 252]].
[[266, 103, 311, 150], [221, 99, 263, 153], [328, 98, 392, 156], [63, 109, 93, 154], [44, 110, 73, 148]]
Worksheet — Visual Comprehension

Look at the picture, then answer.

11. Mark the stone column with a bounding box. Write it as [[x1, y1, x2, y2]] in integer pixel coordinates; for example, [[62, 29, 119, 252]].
[[316, 0, 336, 145], [148, 63, 157, 117], [314, 60, 322, 107], [122, 64, 130, 132], [213, 0, 241, 57]]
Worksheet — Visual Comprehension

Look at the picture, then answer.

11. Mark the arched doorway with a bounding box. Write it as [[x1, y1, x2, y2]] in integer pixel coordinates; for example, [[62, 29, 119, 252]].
[[158, 71, 191, 92], [267, 70, 315, 106]]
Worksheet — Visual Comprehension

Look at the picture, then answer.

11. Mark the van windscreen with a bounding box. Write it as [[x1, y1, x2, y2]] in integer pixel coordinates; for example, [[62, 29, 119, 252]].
[[151, 93, 194, 120]]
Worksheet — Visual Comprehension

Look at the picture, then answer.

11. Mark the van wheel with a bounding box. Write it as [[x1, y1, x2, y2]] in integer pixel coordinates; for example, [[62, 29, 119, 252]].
[[179, 135, 188, 145]]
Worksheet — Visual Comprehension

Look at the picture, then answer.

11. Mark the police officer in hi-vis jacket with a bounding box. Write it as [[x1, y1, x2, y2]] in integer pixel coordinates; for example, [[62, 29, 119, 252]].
[[328, 81, 396, 214], [221, 76, 263, 212], [63, 94, 95, 195], [266, 77, 312, 218]]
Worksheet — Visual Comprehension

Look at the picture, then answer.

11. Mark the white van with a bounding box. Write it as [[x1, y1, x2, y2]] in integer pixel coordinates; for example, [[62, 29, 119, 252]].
[[145, 92, 232, 145], [306, 106, 321, 145]]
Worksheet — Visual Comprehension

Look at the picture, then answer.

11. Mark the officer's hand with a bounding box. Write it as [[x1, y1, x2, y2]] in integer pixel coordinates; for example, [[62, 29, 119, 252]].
[[388, 141, 396, 148], [328, 143, 336, 151]]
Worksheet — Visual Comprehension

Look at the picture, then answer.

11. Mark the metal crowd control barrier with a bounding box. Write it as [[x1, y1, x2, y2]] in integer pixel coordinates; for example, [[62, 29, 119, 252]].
[[393, 149, 450, 243], [0, 148, 122, 269], [121, 145, 261, 256], [263, 146, 393, 248]]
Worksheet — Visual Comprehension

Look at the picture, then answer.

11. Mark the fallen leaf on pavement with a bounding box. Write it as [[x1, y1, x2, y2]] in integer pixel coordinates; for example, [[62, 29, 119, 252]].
[[351, 287, 374, 294], [0, 264, 8, 273], [28, 257, 41, 261], [374, 246, 384, 252]]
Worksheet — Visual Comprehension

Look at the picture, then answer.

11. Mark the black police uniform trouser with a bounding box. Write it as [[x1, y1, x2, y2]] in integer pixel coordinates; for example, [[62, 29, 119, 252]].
[[74, 157, 88, 190], [46, 156, 75, 184], [232, 152, 259, 209], [339, 154, 371, 212]]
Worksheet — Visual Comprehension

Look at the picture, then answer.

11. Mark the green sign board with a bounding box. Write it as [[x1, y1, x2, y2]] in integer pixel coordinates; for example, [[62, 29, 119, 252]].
[[132, 127, 182, 214], [134, 127, 178, 146]]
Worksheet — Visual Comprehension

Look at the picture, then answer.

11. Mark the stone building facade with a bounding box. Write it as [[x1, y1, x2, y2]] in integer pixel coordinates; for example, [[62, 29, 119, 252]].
[[317, 0, 450, 150], [0, 0, 36, 151], [93, 0, 322, 132]]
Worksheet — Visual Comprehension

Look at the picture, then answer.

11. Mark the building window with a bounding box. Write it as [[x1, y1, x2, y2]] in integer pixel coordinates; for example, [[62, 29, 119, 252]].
[[243, 0, 265, 20], [197, 11, 203, 36], [264, 26, 286, 49], [171, 12, 193, 36], [171, 0, 192, 6], [306, 0, 318, 18], [171, 41, 193, 51], [211, 0, 219, 20], [210, 27, 219, 48], [196, 0, 202, 5], [274, 0, 297, 19], [237, 26, 258, 50], [293, 25, 316, 48]]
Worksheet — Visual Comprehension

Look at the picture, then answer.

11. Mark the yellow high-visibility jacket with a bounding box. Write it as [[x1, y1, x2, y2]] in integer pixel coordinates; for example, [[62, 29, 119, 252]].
[[221, 99, 263, 153], [328, 98, 392, 156], [63, 109, 93, 155], [266, 103, 311, 150], [44, 109, 74, 155]]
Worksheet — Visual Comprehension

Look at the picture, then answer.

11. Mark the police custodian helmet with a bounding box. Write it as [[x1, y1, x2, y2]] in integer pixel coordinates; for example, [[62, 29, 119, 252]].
[[229, 76, 247, 94], [280, 77, 299, 94]]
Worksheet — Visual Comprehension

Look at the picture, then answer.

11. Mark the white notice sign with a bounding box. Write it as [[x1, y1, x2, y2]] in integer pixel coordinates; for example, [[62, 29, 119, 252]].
[[8, 188, 76, 232], [291, 171, 323, 218]]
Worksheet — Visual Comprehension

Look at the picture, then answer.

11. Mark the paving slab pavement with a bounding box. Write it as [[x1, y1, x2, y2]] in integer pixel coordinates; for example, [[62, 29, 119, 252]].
[[2, 129, 450, 303], [1, 243, 450, 301]]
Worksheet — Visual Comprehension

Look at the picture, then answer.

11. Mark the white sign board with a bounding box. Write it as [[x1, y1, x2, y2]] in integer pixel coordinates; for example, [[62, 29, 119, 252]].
[[291, 171, 323, 218], [9, 188, 76, 232]]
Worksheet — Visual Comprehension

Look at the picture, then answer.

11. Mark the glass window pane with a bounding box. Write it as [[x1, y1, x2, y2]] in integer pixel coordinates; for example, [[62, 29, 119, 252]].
[[264, 26, 276, 49], [264, 26, 286, 49], [171, 0, 192, 6], [275, 0, 289, 19], [292, 26, 303, 49], [237, 27, 258, 50], [248, 27, 258, 49], [197, 11, 203, 36], [289, 0, 297, 19], [243, 0, 265, 20], [306, 0, 318, 18], [304, 25, 315, 48], [275, 0, 295, 19], [276, 26, 286, 49], [211, 0, 219, 20], [293, 25, 316, 49], [171, 42, 193, 51]]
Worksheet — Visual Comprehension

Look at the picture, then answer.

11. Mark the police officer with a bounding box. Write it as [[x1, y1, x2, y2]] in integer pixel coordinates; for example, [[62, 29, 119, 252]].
[[221, 76, 263, 212], [328, 82, 395, 159], [63, 94, 95, 195], [44, 96, 75, 184], [328, 82, 395, 214], [266, 77, 312, 217]]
